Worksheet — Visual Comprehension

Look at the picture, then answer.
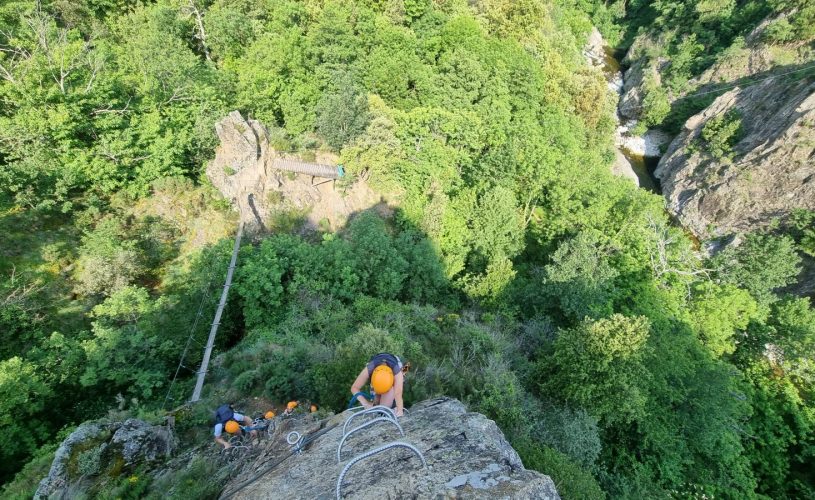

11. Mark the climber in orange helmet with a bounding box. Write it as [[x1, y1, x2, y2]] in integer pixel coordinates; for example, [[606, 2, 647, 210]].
[[350, 353, 407, 417], [213, 403, 255, 449], [283, 401, 298, 416]]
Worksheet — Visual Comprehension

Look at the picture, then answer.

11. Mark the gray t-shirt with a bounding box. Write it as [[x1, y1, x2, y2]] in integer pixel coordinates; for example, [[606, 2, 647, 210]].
[[367, 353, 402, 376]]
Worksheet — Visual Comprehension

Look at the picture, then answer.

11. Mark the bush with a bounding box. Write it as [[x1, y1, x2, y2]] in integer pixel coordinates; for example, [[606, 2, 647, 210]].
[[147, 457, 224, 499], [763, 18, 796, 43], [514, 440, 606, 500], [0, 443, 59, 500], [77, 446, 103, 477], [700, 110, 743, 161]]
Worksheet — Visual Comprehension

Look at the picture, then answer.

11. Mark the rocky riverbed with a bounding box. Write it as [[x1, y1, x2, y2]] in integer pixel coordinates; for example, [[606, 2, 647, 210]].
[[584, 28, 671, 191]]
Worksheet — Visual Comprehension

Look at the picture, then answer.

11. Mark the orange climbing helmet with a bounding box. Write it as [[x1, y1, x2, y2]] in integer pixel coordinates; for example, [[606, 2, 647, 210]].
[[224, 420, 240, 434], [371, 364, 395, 394], [265, 411, 276, 419], [287, 401, 298, 411]]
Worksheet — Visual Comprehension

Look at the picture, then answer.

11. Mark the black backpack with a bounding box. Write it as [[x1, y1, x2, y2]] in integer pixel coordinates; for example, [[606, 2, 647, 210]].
[[214, 404, 234, 424]]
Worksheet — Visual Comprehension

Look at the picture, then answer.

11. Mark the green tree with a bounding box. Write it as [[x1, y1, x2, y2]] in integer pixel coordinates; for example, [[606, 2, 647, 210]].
[[689, 281, 758, 356], [315, 72, 370, 150], [543, 232, 619, 321], [700, 110, 743, 161], [0, 357, 53, 479], [712, 233, 802, 304], [540, 314, 651, 425]]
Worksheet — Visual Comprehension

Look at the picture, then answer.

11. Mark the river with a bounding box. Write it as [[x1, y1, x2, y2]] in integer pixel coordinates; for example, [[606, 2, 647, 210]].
[[585, 29, 667, 193]]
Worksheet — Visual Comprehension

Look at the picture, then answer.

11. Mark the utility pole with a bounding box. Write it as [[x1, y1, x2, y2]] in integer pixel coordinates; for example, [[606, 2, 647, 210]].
[[191, 221, 244, 402]]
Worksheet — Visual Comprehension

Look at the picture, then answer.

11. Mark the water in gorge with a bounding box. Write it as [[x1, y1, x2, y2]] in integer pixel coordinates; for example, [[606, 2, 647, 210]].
[[584, 29, 667, 193]]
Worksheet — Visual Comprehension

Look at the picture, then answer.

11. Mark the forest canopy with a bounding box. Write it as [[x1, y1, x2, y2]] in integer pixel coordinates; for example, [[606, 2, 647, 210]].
[[1, 0, 813, 498]]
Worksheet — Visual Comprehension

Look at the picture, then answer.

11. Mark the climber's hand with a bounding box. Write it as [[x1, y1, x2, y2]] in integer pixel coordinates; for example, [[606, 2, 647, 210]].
[[395, 408, 404, 417]]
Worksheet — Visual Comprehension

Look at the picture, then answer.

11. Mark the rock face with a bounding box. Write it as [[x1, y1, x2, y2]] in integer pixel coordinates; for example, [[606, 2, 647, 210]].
[[111, 419, 177, 466], [35, 419, 176, 499], [224, 398, 559, 499], [655, 77, 815, 238], [617, 14, 815, 238], [34, 422, 109, 499], [206, 111, 381, 233], [206, 111, 276, 228], [617, 35, 667, 122]]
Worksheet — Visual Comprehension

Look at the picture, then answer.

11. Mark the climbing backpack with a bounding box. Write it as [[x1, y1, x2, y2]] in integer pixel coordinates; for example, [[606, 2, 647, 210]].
[[214, 404, 234, 424]]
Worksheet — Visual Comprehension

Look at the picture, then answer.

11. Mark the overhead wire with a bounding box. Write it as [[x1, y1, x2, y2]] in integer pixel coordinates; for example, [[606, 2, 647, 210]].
[[162, 245, 224, 411], [671, 62, 815, 102], [621, 61, 815, 113]]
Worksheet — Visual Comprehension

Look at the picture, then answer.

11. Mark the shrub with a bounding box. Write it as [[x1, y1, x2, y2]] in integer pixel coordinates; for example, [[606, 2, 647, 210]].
[[700, 110, 743, 161], [77, 446, 103, 477], [147, 458, 224, 499], [514, 440, 606, 500]]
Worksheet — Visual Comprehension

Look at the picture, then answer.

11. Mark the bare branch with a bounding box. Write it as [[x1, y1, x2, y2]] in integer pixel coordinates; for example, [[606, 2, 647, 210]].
[[182, 0, 211, 62], [92, 96, 133, 116], [645, 213, 711, 296], [2, 266, 44, 310]]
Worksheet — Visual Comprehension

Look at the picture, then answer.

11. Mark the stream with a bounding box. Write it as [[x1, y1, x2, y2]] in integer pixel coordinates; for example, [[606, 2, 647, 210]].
[[586, 30, 667, 193]]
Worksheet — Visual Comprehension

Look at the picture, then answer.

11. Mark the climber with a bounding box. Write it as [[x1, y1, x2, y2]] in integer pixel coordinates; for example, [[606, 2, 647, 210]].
[[213, 403, 256, 449], [283, 401, 298, 416], [350, 353, 407, 417]]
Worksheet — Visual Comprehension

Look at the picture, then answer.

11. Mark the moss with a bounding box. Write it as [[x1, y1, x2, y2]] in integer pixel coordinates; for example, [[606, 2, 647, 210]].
[[108, 452, 126, 478], [66, 431, 111, 480]]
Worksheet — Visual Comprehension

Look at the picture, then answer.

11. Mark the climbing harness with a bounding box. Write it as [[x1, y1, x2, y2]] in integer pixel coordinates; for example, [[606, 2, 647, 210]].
[[337, 417, 404, 463], [336, 442, 426, 500]]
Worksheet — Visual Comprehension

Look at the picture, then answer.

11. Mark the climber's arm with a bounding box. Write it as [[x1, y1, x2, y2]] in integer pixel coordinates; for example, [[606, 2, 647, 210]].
[[350, 367, 373, 408]]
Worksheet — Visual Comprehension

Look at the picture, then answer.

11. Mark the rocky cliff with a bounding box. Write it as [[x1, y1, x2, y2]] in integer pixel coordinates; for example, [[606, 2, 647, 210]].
[[225, 398, 558, 499], [206, 111, 382, 233], [34, 419, 176, 499], [617, 15, 815, 239], [31, 398, 559, 499], [655, 75, 815, 239]]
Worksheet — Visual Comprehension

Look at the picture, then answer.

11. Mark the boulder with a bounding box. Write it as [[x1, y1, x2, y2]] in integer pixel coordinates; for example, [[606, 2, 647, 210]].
[[111, 418, 176, 466], [223, 398, 559, 499], [34, 419, 176, 499], [34, 422, 110, 499], [611, 149, 640, 187]]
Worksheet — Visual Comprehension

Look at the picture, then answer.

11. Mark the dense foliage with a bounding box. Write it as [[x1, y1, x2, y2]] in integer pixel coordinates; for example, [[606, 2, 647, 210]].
[[1, 0, 813, 499]]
